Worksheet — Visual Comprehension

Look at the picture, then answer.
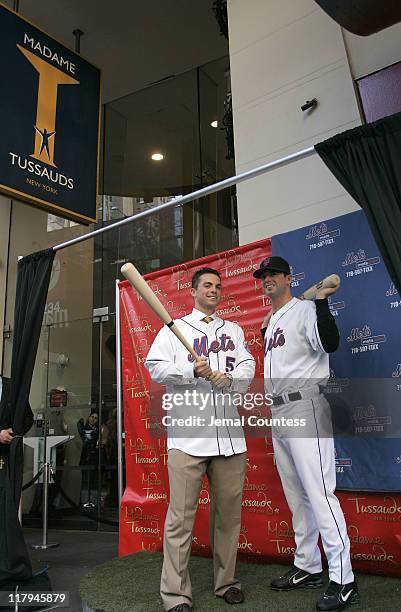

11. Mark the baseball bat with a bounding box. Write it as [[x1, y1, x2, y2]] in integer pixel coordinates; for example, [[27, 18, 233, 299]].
[[121, 262, 200, 361], [298, 274, 340, 300]]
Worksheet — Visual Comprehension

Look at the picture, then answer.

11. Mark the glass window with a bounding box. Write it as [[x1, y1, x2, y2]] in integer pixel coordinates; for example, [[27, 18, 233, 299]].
[[5, 54, 238, 532]]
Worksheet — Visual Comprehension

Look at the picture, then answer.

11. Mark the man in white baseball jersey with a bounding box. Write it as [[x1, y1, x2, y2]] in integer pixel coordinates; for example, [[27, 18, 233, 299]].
[[145, 268, 255, 612], [254, 256, 358, 612]]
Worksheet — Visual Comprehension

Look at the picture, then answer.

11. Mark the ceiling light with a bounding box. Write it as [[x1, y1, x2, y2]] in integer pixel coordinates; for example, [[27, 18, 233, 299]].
[[151, 153, 164, 161], [210, 120, 218, 128]]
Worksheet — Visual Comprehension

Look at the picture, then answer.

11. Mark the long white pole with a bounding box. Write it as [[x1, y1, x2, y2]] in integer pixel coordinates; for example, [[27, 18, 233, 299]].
[[53, 146, 316, 252], [115, 280, 124, 511]]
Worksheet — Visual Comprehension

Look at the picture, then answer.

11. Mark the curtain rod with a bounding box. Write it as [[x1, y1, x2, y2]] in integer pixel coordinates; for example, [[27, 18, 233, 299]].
[[53, 145, 316, 252]]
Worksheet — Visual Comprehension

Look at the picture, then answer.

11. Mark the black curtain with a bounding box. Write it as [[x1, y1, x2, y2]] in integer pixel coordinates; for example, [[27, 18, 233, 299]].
[[315, 111, 401, 296], [0, 248, 54, 585]]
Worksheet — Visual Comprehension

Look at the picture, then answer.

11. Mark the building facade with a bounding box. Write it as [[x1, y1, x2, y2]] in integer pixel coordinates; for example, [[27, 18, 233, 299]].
[[1, 0, 401, 529]]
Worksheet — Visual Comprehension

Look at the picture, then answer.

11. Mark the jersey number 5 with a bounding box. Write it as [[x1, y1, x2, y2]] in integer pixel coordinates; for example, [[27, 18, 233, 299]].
[[226, 357, 236, 372]]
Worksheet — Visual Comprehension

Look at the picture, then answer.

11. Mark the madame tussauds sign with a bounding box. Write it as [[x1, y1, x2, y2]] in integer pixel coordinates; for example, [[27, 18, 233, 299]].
[[0, 3, 100, 223]]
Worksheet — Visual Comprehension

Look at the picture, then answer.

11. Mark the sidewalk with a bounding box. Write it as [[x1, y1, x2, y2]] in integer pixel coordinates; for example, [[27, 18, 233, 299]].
[[24, 528, 118, 612]]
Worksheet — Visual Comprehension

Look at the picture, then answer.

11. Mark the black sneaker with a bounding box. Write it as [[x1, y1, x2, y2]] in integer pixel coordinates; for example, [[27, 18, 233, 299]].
[[316, 580, 360, 611], [271, 566, 323, 591]]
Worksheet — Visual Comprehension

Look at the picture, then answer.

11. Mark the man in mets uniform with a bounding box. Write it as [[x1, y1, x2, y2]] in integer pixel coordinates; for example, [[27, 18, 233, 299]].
[[254, 256, 358, 612]]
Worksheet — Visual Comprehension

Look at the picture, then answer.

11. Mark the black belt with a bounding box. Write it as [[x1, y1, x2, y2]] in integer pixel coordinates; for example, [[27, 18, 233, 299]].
[[271, 391, 302, 406]]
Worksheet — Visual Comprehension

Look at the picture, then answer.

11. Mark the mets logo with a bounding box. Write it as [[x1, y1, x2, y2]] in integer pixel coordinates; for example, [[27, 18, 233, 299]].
[[306, 222, 327, 239], [188, 334, 235, 362], [264, 328, 285, 355], [342, 249, 366, 266], [392, 364, 401, 378], [342, 249, 380, 268], [347, 326, 371, 342], [386, 283, 398, 297]]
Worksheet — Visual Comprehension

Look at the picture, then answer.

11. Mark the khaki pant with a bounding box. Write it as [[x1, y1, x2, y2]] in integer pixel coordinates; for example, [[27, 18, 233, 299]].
[[160, 449, 246, 610]]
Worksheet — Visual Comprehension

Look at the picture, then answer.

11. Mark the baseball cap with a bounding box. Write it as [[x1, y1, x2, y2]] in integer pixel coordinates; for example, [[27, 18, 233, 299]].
[[253, 256, 291, 278]]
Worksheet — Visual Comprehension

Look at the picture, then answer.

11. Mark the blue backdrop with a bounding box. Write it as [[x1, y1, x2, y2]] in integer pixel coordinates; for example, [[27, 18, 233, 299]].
[[272, 210, 401, 491]]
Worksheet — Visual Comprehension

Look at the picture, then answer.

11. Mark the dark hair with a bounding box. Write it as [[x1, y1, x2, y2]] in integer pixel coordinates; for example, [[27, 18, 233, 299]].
[[191, 267, 221, 289]]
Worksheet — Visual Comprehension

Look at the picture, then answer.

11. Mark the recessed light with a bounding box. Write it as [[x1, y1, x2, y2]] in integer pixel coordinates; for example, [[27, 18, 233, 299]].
[[151, 153, 164, 161], [210, 120, 218, 128]]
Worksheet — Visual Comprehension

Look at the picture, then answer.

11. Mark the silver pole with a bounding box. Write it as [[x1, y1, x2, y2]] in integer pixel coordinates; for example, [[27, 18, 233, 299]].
[[115, 281, 124, 511], [97, 317, 103, 526], [53, 146, 316, 253], [32, 326, 58, 550], [31, 462, 58, 550], [42, 463, 49, 546]]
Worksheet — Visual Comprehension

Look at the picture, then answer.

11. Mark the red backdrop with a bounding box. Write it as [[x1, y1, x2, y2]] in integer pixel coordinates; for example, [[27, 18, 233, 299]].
[[119, 239, 401, 576]]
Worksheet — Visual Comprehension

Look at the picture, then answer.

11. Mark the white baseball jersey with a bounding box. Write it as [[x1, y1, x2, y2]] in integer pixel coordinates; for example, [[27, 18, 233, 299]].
[[263, 297, 354, 584], [263, 297, 329, 395], [145, 308, 255, 457]]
